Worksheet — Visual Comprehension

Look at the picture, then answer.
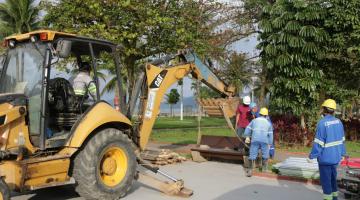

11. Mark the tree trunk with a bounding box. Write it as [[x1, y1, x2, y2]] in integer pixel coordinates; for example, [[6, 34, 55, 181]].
[[124, 56, 137, 110], [196, 80, 202, 145], [259, 83, 266, 107], [180, 83, 183, 121], [196, 80, 201, 120], [170, 104, 173, 117], [300, 114, 307, 146], [258, 65, 267, 107]]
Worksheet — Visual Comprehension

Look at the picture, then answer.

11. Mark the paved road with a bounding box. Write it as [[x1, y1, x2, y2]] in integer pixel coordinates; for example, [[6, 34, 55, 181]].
[[12, 161, 344, 200]]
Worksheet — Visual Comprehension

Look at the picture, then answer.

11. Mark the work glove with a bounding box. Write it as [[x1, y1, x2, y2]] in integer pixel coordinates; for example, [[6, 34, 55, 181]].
[[306, 158, 314, 163], [245, 137, 251, 144]]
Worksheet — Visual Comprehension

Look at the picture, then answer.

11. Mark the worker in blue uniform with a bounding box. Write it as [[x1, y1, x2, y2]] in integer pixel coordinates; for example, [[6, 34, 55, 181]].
[[249, 103, 275, 158], [249, 102, 260, 119], [244, 107, 273, 177], [309, 99, 347, 200]]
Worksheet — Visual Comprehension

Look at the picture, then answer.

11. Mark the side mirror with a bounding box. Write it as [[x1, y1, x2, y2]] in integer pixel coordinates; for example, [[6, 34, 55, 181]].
[[56, 40, 72, 58]]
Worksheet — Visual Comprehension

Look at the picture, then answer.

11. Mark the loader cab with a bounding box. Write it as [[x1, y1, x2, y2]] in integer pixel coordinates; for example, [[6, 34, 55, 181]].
[[0, 30, 123, 150]]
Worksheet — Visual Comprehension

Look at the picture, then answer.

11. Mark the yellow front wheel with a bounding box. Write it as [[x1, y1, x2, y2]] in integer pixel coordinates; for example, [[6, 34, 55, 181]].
[[72, 128, 136, 200], [99, 146, 128, 187], [0, 178, 10, 200]]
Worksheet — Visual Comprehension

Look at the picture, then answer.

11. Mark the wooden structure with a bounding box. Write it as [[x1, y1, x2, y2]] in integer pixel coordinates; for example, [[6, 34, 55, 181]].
[[141, 149, 187, 166]]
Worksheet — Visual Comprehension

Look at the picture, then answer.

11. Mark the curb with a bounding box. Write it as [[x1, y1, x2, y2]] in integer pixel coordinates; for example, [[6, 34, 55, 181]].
[[253, 172, 320, 185]]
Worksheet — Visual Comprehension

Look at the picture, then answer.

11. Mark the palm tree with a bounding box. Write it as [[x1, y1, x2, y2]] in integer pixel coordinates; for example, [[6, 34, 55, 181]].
[[0, 0, 39, 38]]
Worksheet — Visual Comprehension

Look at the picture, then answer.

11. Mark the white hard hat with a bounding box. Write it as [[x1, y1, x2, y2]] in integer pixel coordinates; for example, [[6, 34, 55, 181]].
[[242, 96, 251, 105]]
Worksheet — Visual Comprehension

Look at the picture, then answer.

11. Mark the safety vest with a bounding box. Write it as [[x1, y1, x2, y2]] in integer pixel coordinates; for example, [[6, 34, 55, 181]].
[[71, 72, 97, 98], [309, 115, 346, 165]]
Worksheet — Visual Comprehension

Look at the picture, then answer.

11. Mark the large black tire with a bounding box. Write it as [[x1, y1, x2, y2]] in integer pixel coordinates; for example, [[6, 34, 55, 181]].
[[72, 128, 137, 200], [0, 178, 10, 200], [344, 193, 352, 199]]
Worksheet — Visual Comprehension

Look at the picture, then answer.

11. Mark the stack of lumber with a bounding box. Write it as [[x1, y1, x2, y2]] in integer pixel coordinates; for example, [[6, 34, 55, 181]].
[[140, 149, 187, 166]]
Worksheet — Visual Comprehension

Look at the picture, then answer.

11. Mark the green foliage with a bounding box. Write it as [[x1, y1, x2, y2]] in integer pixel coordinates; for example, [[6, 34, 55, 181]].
[[190, 81, 221, 99], [258, 0, 328, 117], [0, 0, 39, 38], [323, 0, 360, 108], [41, 0, 228, 93], [166, 88, 180, 116], [199, 85, 222, 99], [219, 52, 254, 94], [166, 89, 180, 105]]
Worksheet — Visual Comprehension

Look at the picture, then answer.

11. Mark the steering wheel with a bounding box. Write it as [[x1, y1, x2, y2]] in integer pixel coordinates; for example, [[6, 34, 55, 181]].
[[48, 78, 76, 112]]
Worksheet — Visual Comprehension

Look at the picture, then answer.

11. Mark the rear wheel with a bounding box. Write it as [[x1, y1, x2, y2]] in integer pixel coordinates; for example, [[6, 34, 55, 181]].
[[0, 178, 10, 200], [72, 128, 137, 200]]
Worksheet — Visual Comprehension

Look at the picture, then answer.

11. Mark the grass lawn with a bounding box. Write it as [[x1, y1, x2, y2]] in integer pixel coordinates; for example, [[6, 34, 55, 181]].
[[151, 127, 234, 144], [278, 141, 360, 157], [153, 116, 228, 129], [151, 117, 234, 144]]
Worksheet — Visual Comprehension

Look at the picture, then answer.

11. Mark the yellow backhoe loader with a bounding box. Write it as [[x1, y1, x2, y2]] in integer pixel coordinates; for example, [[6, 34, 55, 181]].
[[0, 30, 235, 200]]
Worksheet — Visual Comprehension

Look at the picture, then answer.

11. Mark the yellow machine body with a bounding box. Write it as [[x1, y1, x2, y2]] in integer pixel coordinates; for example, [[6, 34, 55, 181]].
[[0, 30, 236, 199], [0, 101, 131, 191]]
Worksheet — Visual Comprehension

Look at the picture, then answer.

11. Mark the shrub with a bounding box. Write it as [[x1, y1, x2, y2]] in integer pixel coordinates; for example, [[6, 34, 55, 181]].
[[271, 114, 314, 146]]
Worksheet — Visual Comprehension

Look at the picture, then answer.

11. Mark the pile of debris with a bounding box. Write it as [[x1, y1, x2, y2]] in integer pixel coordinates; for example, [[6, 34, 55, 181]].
[[273, 157, 319, 179], [141, 149, 187, 166]]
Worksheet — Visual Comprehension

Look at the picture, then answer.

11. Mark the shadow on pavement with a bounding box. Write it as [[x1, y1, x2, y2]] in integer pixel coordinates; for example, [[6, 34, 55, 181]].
[[27, 185, 80, 200], [213, 181, 322, 200], [21, 181, 148, 200]]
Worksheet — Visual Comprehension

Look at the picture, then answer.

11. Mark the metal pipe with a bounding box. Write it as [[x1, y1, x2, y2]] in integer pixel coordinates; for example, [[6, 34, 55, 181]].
[[138, 158, 179, 182], [157, 170, 178, 182]]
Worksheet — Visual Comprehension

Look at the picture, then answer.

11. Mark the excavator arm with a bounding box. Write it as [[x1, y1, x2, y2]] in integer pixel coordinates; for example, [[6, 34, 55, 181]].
[[131, 50, 237, 198], [132, 49, 235, 151]]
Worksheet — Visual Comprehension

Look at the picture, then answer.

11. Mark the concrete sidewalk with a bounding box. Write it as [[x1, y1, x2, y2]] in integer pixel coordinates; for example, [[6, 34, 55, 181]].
[[12, 161, 343, 200]]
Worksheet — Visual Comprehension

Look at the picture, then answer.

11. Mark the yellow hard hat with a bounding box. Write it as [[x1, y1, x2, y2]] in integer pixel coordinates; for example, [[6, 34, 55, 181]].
[[322, 99, 336, 110], [259, 107, 269, 116]]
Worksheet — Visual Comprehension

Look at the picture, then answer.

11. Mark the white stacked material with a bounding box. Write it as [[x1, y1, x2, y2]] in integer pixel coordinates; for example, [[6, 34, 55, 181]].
[[273, 157, 319, 179]]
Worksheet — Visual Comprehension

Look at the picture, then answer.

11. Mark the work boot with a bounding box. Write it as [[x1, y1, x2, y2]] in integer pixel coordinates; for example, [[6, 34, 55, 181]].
[[243, 156, 249, 168], [246, 160, 255, 177], [262, 159, 268, 172]]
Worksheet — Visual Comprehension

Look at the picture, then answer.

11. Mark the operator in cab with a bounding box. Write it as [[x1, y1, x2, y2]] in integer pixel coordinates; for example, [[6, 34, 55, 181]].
[[70, 61, 97, 100]]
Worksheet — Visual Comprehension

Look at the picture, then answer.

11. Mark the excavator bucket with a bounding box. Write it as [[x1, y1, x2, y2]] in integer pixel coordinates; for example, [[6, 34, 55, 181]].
[[191, 97, 249, 162], [198, 97, 240, 130]]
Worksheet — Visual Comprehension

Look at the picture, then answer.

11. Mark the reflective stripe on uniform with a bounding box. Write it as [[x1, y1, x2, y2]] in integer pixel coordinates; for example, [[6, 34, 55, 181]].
[[88, 84, 97, 93], [314, 138, 344, 148], [74, 89, 86, 95], [325, 140, 343, 148], [323, 194, 332, 200], [332, 191, 338, 197], [314, 138, 325, 147]]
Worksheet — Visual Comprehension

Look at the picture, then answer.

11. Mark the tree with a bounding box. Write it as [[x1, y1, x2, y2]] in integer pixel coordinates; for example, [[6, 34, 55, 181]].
[[258, 0, 328, 128], [166, 89, 180, 117], [42, 0, 238, 108], [0, 0, 39, 38], [322, 0, 360, 117], [219, 52, 254, 96]]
